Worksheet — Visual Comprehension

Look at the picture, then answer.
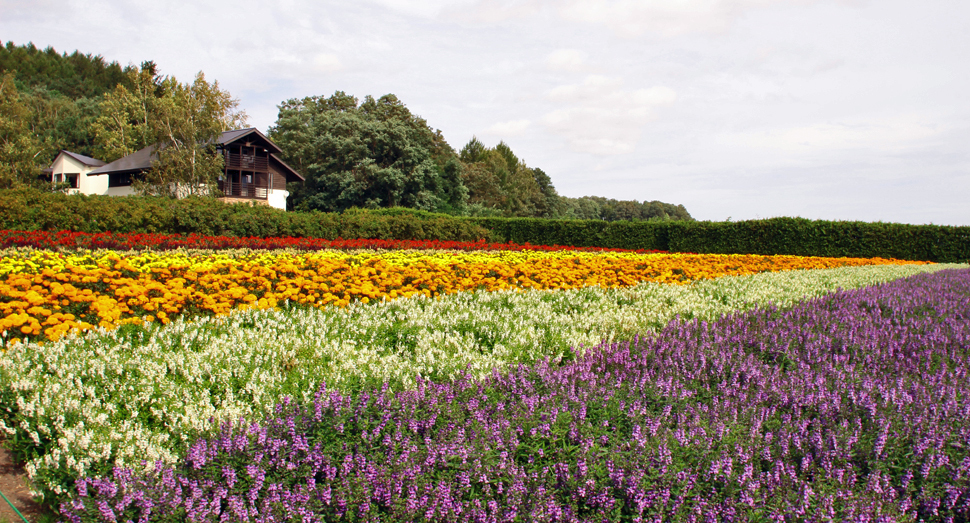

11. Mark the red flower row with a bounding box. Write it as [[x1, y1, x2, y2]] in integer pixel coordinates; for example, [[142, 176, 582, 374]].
[[0, 230, 666, 254]]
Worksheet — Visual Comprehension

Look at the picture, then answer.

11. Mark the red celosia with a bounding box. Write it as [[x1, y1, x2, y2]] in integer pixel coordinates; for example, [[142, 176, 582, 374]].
[[0, 230, 666, 254]]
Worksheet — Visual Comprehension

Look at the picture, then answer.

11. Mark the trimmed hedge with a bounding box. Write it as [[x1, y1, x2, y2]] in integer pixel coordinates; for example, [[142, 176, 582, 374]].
[[0, 189, 489, 241], [473, 216, 970, 263], [2, 189, 968, 261], [665, 218, 970, 263]]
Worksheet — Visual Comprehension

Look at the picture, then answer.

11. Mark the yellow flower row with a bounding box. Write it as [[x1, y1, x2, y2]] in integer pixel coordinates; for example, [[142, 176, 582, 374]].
[[0, 249, 927, 344]]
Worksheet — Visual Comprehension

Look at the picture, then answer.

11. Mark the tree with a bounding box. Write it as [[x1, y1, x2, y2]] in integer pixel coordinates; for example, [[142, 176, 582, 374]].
[[269, 91, 464, 213], [0, 73, 46, 188], [145, 72, 245, 197], [90, 63, 160, 161], [457, 137, 550, 218], [91, 65, 246, 197]]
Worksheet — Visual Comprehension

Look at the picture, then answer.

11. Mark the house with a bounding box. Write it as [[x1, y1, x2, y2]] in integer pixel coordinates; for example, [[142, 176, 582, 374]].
[[43, 151, 108, 195], [47, 128, 304, 211]]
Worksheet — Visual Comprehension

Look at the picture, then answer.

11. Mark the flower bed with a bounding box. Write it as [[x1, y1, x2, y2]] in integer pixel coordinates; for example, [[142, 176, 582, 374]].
[[0, 263, 957, 505], [59, 269, 970, 522], [0, 229, 666, 253], [0, 249, 925, 344]]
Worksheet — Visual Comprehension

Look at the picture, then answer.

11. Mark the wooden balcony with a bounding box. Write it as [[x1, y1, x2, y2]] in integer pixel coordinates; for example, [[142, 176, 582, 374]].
[[225, 151, 268, 171], [219, 180, 268, 200]]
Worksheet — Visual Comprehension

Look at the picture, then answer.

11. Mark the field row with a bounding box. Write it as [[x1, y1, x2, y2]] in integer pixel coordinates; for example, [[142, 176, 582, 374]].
[[0, 263, 956, 504], [0, 229, 666, 254], [0, 249, 924, 343], [59, 268, 970, 522]]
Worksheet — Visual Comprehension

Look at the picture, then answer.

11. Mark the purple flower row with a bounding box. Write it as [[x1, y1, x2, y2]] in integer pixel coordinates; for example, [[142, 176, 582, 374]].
[[61, 270, 970, 522]]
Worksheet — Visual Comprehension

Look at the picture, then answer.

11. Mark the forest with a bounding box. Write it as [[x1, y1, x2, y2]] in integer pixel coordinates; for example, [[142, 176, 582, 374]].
[[0, 41, 692, 221]]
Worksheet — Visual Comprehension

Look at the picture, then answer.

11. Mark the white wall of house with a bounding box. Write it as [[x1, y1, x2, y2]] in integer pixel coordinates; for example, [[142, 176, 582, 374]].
[[49, 153, 108, 195], [105, 186, 136, 197], [267, 189, 289, 211]]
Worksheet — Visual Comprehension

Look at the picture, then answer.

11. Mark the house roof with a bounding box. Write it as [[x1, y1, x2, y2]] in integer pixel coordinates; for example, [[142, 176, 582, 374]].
[[59, 150, 107, 167], [88, 145, 156, 175], [88, 128, 299, 179], [216, 128, 283, 154], [269, 154, 305, 182]]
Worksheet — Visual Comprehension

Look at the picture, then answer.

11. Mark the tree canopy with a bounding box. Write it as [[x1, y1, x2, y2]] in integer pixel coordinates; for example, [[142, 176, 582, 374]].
[[0, 41, 135, 161], [92, 64, 246, 196], [0, 73, 45, 188], [269, 92, 467, 213]]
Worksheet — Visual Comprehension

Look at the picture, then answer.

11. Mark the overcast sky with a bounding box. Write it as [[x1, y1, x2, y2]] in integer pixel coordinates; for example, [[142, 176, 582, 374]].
[[3, 0, 969, 225]]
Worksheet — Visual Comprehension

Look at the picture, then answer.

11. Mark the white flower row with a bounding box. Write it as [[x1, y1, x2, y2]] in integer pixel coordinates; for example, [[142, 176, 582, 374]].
[[0, 263, 962, 499]]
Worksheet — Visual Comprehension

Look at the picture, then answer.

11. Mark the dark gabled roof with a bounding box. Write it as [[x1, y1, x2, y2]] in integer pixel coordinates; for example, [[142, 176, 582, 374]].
[[270, 154, 305, 182], [217, 127, 283, 154], [88, 128, 302, 181], [88, 144, 156, 175], [59, 150, 107, 167]]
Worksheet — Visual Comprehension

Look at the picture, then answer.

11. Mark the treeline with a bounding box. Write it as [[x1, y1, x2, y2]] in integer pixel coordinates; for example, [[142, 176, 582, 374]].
[[0, 41, 136, 164], [2, 188, 967, 262], [270, 92, 692, 220], [1, 41, 692, 220], [455, 137, 690, 221]]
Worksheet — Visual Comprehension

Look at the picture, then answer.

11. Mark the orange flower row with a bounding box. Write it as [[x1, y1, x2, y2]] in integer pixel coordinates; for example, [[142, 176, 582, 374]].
[[0, 249, 927, 344]]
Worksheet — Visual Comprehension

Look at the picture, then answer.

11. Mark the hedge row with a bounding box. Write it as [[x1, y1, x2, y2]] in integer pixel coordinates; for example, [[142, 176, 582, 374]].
[[2, 189, 967, 262], [0, 189, 489, 242], [472, 216, 970, 263]]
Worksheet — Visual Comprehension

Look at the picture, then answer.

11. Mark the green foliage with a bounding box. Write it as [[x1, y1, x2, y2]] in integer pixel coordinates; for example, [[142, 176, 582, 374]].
[[143, 72, 245, 196], [3, 189, 966, 261], [664, 217, 970, 263], [456, 136, 691, 221], [90, 64, 246, 197], [0, 41, 132, 100], [458, 137, 549, 217], [269, 91, 465, 213], [0, 188, 488, 241], [0, 41, 135, 166], [558, 195, 693, 222], [90, 64, 160, 162], [0, 73, 46, 188]]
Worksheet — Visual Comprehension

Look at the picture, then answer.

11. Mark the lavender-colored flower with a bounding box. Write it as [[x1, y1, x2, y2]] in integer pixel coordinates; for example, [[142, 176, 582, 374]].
[[61, 270, 970, 522]]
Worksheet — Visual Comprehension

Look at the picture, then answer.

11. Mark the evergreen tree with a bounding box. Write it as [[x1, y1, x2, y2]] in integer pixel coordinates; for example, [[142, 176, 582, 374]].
[[269, 91, 465, 213], [0, 73, 46, 188]]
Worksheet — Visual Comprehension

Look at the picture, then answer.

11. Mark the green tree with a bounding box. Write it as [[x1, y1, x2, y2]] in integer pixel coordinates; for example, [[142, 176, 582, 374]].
[[269, 91, 465, 213], [90, 63, 161, 161], [91, 65, 245, 197], [0, 41, 135, 161], [144, 72, 245, 197], [458, 137, 549, 217], [0, 73, 46, 188]]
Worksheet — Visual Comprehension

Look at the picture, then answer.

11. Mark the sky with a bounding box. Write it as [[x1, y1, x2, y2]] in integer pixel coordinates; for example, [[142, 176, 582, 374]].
[[2, 0, 969, 225]]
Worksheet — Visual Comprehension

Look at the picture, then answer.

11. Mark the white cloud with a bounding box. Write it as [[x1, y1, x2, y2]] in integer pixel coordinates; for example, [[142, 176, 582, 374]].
[[311, 53, 343, 73], [446, 0, 863, 37], [545, 49, 588, 72], [559, 0, 746, 37], [718, 116, 944, 155], [484, 119, 532, 135], [443, 0, 544, 23], [542, 76, 677, 155]]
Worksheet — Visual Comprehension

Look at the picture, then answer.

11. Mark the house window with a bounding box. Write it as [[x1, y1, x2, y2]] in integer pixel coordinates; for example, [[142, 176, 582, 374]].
[[108, 173, 133, 187], [67, 174, 79, 189]]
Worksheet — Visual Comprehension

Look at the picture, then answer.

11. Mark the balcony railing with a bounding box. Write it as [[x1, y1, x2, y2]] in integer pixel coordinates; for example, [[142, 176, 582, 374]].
[[225, 152, 268, 171], [219, 180, 268, 200]]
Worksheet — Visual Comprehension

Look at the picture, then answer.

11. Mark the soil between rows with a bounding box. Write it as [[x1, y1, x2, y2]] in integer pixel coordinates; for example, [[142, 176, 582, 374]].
[[0, 440, 45, 522]]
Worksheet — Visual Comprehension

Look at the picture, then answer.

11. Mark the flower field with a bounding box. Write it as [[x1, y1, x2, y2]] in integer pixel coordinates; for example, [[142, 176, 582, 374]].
[[53, 268, 970, 522], [0, 235, 967, 521], [0, 243, 927, 345], [0, 229, 668, 254]]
